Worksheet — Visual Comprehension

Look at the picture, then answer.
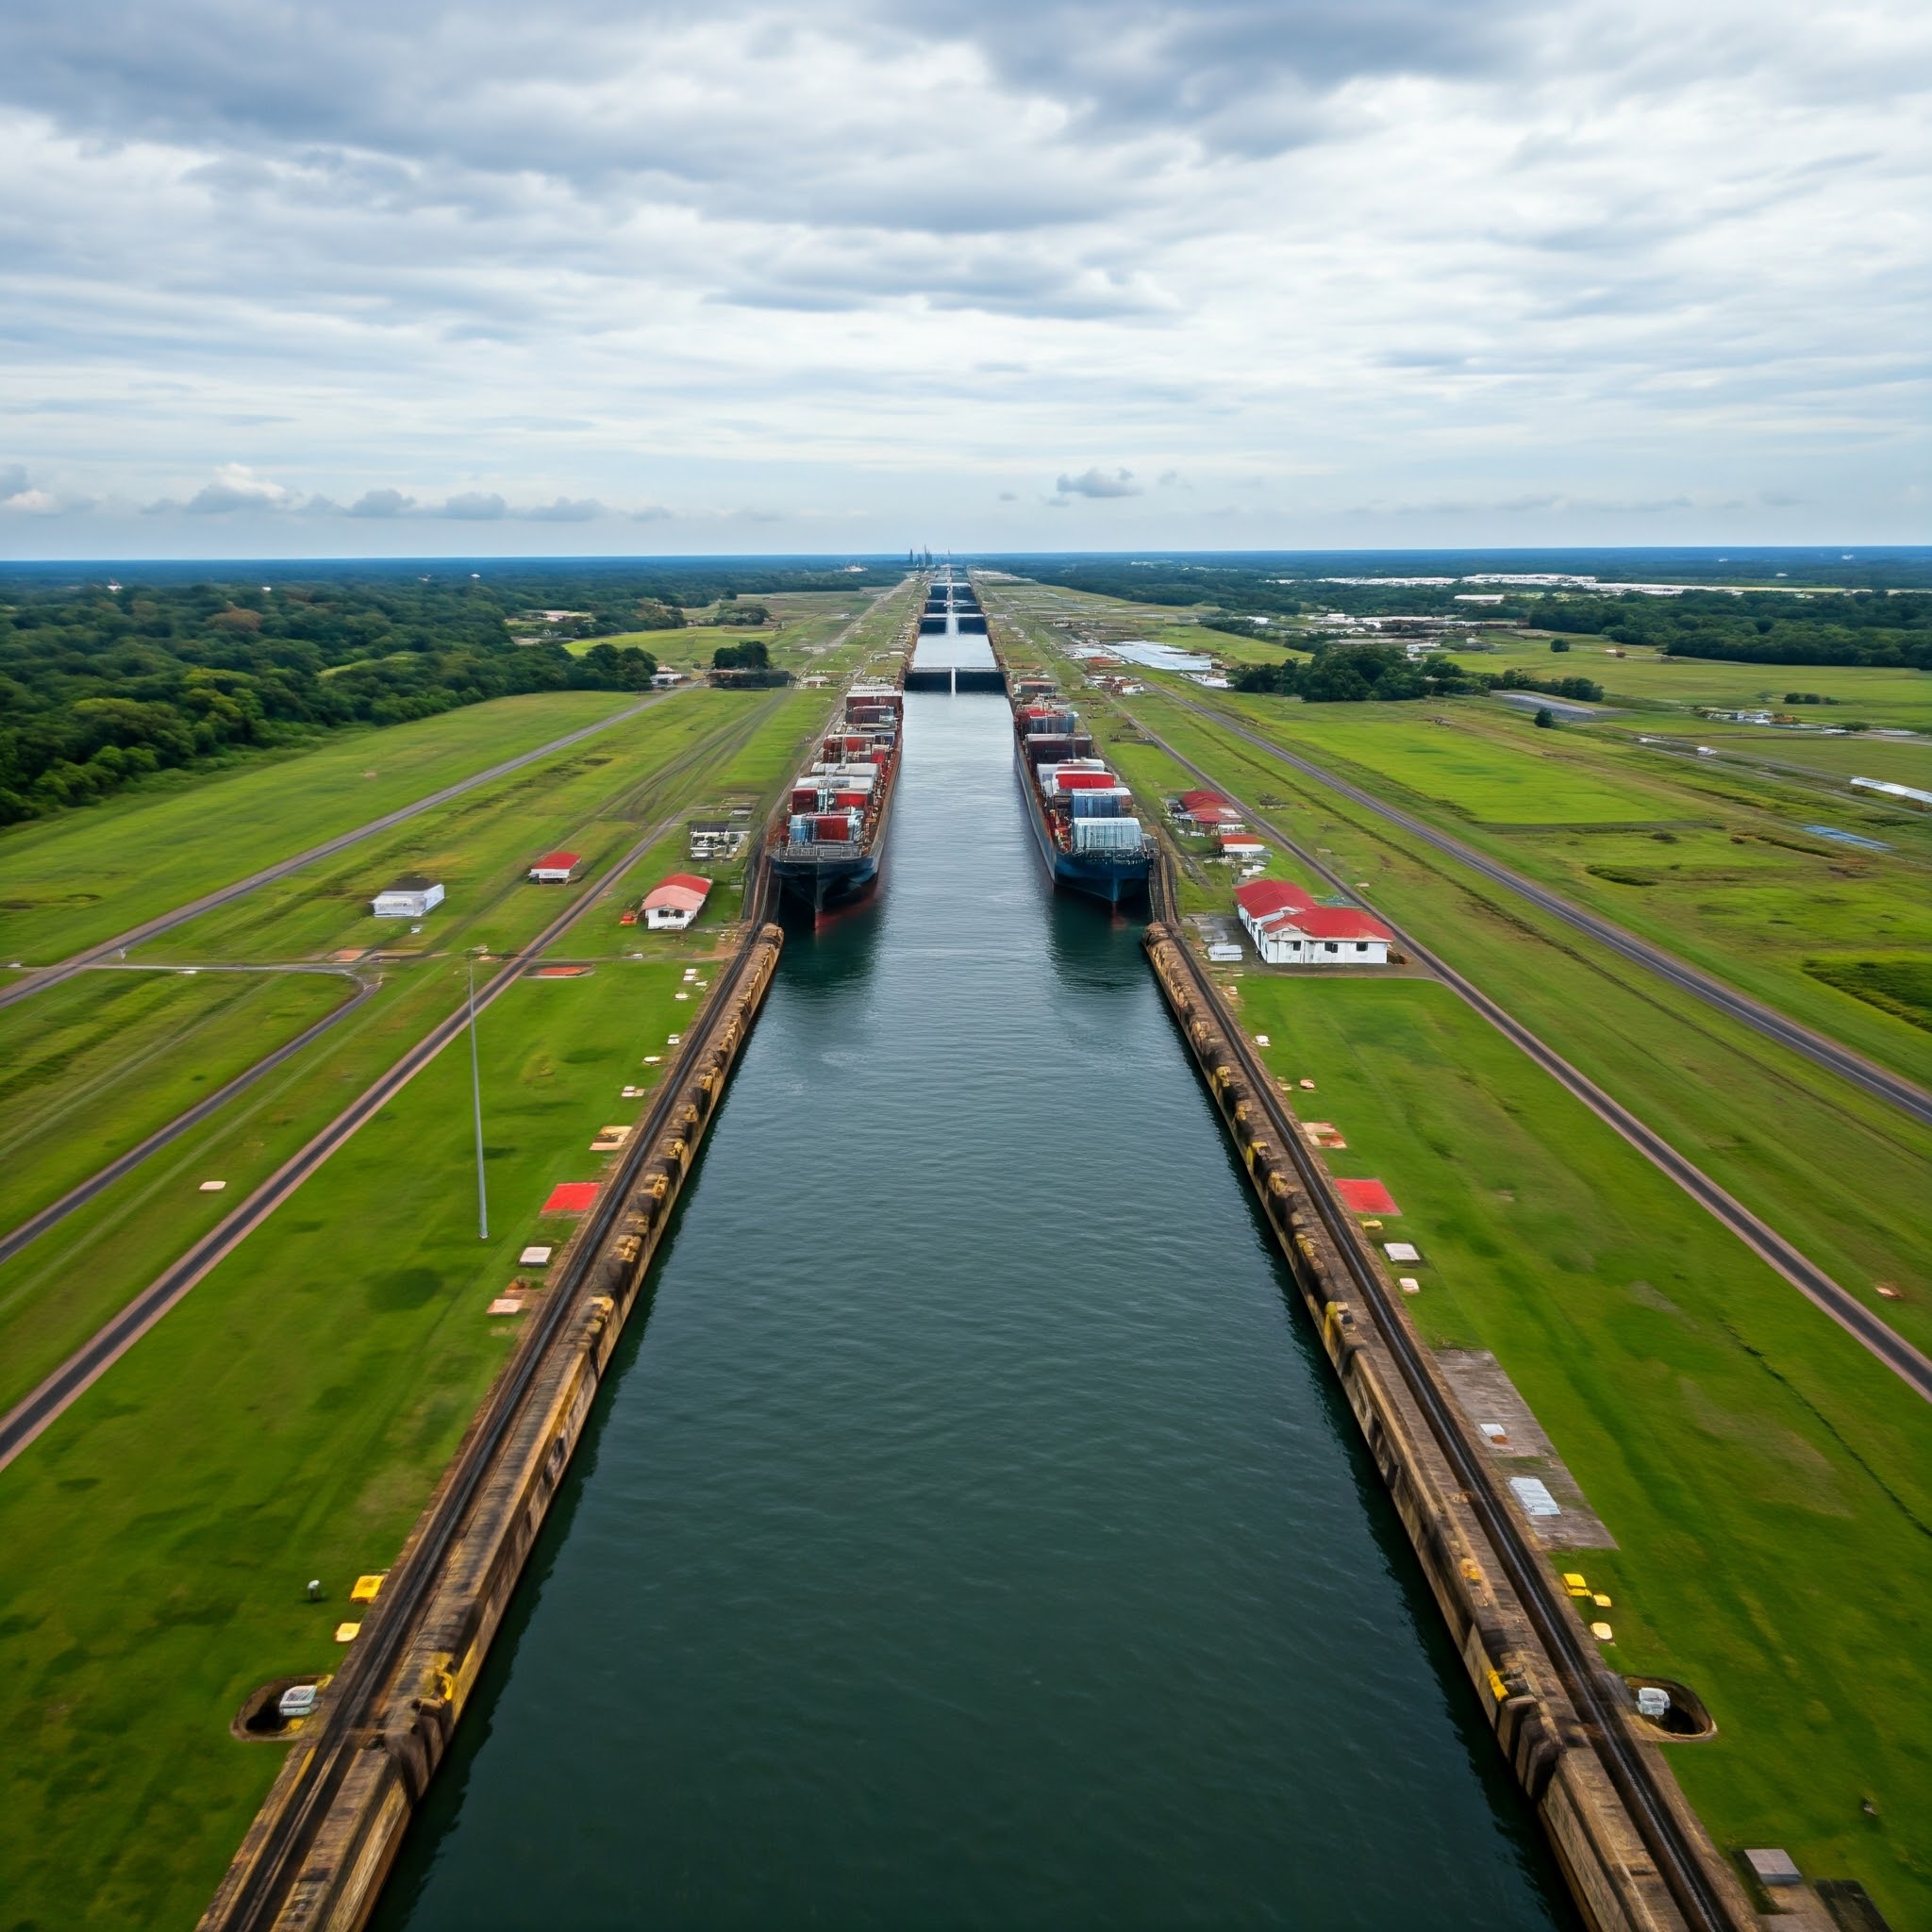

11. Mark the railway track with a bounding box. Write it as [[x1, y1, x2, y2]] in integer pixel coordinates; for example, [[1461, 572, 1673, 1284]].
[[1147, 849, 1746, 1932], [0, 970, 379, 1269], [0, 691, 674, 1013], [203, 855, 778, 1931], [1127, 715, 1932, 1406], [1156, 690, 1932, 1131]]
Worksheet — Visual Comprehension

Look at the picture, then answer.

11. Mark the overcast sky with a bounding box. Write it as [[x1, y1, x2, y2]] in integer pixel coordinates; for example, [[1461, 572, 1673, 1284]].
[[1, 0, 1926, 558]]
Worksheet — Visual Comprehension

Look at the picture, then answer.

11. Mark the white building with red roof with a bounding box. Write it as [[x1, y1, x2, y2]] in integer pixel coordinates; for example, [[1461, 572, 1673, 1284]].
[[1235, 880, 1393, 966], [527, 849, 582, 884], [641, 873, 712, 931]]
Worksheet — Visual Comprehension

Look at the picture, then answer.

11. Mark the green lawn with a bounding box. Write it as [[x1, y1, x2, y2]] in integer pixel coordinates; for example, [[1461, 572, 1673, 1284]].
[[1124, 696, 1932, 1333], [1218, 700, 1688, 826], [0, 959, 710, 1929], [1190, 694, 1932, 1088], [0, 968, 352, 1239], [1475, 636, 1932, 731], [136, 691, 775, 967], [0, 691, 641, 966], [1229, 974, 1932, 1926]]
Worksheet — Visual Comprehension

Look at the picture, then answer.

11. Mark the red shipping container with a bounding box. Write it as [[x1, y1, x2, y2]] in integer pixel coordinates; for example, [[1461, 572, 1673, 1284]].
[[791, 787, 821, 812], [1058, 771, 1117, 791], [813, 814, 854, 841], [833, 790, 869, 808]]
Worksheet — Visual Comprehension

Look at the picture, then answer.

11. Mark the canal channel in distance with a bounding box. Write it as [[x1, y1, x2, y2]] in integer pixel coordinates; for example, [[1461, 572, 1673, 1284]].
[[375, 691, 1576, 1929]]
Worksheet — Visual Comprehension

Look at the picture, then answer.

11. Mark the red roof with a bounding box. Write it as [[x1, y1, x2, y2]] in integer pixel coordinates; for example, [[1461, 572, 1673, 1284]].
[[1279, 907, 1395, 943], [641, 873, 712, 912], [1179, 789, 1233, 812], [1236, 880, 1316, 918], [1335, 1178, 1400, 1215], [531, 850, 580, 871]]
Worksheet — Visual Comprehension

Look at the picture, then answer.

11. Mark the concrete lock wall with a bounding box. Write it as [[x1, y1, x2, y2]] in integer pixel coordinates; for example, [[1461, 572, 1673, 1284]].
[[200, 925, 788, 1932], [1140, 921, 1752, 1932]]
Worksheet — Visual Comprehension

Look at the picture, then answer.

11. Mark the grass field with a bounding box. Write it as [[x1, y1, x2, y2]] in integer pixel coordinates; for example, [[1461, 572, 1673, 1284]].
[[0, 967, 353, 1240], [1475, 634, 1932, 731], [137, 691, 779, 967], [1122, 694, 1932, 1337], [0, 958, 715, 1928], [0, 691, 641, 966], [1227, 974, 1932, 1925], [1218, 704, 1682, 825], [1199, 693, 1932, 1088], [0, 686, 834, 1418]]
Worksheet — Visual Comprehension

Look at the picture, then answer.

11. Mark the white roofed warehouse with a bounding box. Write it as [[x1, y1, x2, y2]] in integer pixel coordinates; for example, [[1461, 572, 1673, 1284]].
[[371, 875, 444, 919]]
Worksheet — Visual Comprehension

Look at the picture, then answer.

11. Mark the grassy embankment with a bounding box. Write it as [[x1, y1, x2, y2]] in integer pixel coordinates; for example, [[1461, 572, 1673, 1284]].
[[1229, 973, 1932, 1925], [0, 690, 641, 967], [0, 603, 906, 1930], [0, 969, 351, 1238], [1200, 693, 1932, 1087]]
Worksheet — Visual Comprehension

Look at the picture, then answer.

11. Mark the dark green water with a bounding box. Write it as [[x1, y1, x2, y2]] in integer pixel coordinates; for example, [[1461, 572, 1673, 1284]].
[[378, 693, 1573, 1929]]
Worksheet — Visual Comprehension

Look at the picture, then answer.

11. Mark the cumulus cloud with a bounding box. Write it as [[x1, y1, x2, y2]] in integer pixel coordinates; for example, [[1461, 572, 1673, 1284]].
[[0, 0, 1924, 551], [520, 496, 604, 522], [346, 487, 415, 517], [438, 491, 508, 520], [1057, 467, 1141, 498]]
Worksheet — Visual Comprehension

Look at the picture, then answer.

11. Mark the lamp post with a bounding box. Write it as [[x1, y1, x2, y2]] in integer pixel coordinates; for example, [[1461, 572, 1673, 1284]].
[[468, 954, 489, 1241]]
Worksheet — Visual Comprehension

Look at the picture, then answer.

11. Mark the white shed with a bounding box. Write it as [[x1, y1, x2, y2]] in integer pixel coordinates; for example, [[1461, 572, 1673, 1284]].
[[371, 875, 444, 919]]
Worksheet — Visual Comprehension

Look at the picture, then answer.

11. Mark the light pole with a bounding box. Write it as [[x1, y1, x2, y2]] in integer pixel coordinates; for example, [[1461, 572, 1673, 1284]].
[[468, 954, 489, 1241]]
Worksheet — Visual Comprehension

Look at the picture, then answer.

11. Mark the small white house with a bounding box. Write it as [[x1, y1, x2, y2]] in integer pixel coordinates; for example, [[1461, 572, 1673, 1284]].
[[641, 874, 711, 931], [371, 875, 443, 919]]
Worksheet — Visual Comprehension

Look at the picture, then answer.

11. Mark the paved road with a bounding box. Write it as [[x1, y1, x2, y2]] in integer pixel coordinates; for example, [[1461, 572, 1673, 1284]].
[[0, 812, 685, 1474], [1161, 691, 1932, 1130], [0, 693, 666, 1013], [1132, 719, 1932, 1407], [0, 969, 379, 1268]]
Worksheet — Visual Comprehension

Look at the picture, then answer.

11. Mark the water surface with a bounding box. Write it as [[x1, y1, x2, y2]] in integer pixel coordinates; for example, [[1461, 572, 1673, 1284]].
[[379, 692, 1572, 1929]]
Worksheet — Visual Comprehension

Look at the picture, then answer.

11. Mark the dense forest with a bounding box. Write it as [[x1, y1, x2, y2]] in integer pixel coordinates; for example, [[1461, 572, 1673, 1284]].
[[1002, 558, 1932, 671], [0, 561, 898, 826], [1229, 642, 1603, 706]]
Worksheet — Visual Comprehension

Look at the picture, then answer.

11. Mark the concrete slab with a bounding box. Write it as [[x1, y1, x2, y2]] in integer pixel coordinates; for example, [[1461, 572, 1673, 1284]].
[[1436, 1349, 1619, 1550]]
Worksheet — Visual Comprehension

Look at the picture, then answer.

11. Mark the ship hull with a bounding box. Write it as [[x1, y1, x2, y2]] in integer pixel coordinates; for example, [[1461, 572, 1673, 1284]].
[[1013, 741, 1149, 907], [772, 846, 881, 915]]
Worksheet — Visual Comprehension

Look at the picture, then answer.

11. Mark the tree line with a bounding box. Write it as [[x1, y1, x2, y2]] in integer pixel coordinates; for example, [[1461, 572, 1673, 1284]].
[[1230, 642, 1604, 705], [0, 575, 661, 825]]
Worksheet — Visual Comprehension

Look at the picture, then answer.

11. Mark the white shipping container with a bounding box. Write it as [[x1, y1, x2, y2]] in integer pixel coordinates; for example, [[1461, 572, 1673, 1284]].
[[1072, 815, 1145, 854]]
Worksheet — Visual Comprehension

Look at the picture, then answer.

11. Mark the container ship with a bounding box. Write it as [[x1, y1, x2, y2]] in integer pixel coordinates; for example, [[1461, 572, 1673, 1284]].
[[772, 681, 905, 914], [1012, 683, 1151, 905]]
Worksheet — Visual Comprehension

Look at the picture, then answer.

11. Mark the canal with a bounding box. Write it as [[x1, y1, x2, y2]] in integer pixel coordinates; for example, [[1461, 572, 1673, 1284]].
[[376, 692, 1574, 1928]]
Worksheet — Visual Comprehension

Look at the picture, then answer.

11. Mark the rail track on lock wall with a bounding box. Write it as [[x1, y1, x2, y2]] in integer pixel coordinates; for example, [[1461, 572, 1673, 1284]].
[[1147, 847, 1747, 1932], [201, 847, 781, 1932]]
